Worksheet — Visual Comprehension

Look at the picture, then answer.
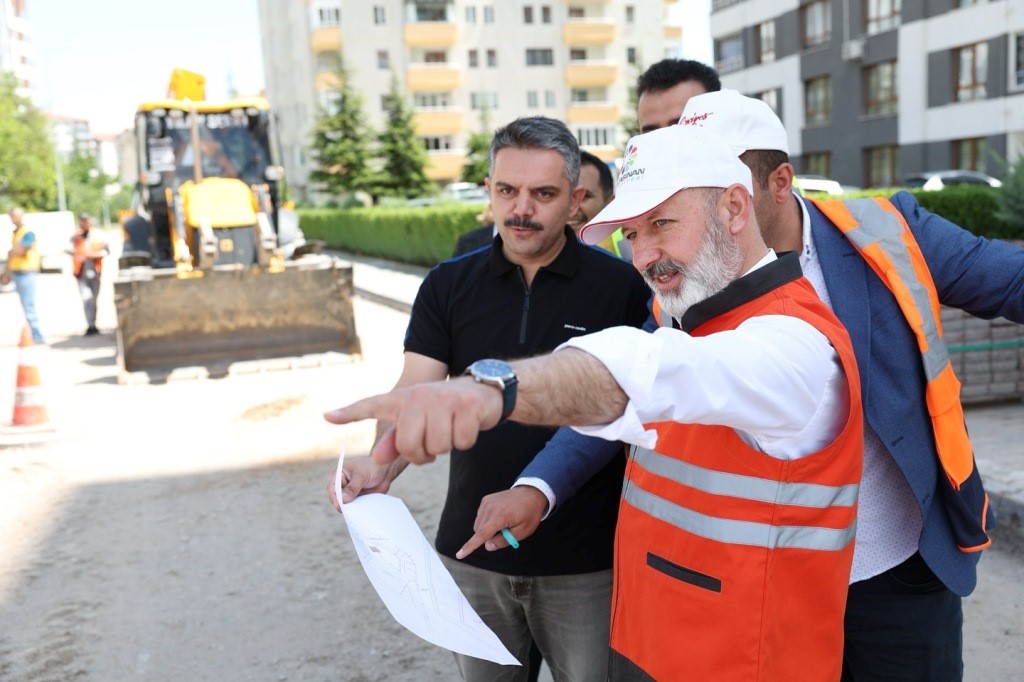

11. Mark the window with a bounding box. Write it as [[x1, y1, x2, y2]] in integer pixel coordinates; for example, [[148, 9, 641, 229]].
[[487, 49, 497, 67], [864, 61, 898, 115], [377, 50, 390, 69], [866, 0, 900, 35], [527, 91, 539, 108], [1015, 34, 1024, 89], [468, 49, 479, 67], [317, 7, 340, 27], [953, 138, 986, 171], [421, 136, 453, 151], [424, 50, 447, 63], [414, 92, 451, 109], [955, 42, 988, 101], [319, 89, 342, 114], [955, 0, 980, 6], [542, 6, 551, 23], [757, 21, 775, 64], [754, 88, 780, 115], [715, 33, 744, 73], [865, 145, 899, 187], [569, 6, 585, 19], [571, 88, 589, 102], [373, 5, 385, 24], [804, 152, 831, 178], [414, 2, 448, 21], [484, 5, 494, 23], [524, 6, 534, 23], [627, 47, 637, 65], [626, 5, 635, 23], [570, 48, 587, 62], [470, 92, 499, 110], [381, 94, 392, 113], [526, 48, 554, 66], [802, 0, 831, 49], [805, 76, 832, 125], [575, 126, 617, 147], [545, 90, 556, 107], [465, 6, 477, 23]]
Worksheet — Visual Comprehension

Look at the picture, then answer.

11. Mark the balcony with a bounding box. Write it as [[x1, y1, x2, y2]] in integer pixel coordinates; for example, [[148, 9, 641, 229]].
[[565, 61, 618, 87], [563, 19, 616, 46], [664, 25, 682, 40], [566, 103, 619, 125], [415, 108, 465, 135], [404, 22, 459, 47], [407, 64, 462, 91], [425, 152, 464, 182], [310, 27, 342, 54], [314, 71, 342, 91]]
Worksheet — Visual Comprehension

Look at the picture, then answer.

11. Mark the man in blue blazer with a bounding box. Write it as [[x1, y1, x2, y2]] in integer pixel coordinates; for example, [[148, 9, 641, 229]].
[[676, 90, 1024, 680]]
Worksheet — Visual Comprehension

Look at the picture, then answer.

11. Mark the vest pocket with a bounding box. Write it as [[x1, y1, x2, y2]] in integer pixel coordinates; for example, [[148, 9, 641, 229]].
[[646, 552, 721, 593]]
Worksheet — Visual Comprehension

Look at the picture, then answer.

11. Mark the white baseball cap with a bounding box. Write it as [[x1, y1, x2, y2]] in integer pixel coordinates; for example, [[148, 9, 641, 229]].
[[678, 89, 789, 155], [579, 125, 753, 245]]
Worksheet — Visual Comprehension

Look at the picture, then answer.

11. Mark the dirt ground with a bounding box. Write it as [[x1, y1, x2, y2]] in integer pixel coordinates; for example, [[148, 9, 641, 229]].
[[1, 268, 1021, 681]]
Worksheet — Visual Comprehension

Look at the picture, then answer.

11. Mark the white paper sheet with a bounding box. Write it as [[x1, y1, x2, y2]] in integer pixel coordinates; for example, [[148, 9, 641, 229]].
[[335, 447, 520, 666]]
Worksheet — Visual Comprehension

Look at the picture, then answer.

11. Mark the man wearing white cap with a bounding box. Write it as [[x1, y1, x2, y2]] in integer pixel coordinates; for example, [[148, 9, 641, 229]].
[[326, 125, 865, 681], [677, 89, 1024, 681]]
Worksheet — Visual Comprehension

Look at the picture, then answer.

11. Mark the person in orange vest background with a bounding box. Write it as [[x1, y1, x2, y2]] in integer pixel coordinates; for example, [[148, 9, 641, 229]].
[[3, 207, 46, 343], [325, 126, 866, 681], [70, 212, 108, 336]]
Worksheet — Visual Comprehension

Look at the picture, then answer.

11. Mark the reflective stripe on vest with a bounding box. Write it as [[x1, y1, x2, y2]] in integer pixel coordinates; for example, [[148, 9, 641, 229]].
[[810, 197, 973, 489], [627, 446, 858, 551]]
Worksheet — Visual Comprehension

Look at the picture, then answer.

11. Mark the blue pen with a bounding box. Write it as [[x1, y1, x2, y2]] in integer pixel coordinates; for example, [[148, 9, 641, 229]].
[[500, 528, 520, 549]]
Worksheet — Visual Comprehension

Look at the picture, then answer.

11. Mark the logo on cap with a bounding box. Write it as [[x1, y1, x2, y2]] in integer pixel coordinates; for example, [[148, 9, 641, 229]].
[[680, 111, 713, 127], [619, 144, 645, 182]]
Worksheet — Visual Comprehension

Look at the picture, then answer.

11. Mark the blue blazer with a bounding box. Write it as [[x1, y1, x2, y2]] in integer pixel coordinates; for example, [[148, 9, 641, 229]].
[[807, 191, 1024, 597]]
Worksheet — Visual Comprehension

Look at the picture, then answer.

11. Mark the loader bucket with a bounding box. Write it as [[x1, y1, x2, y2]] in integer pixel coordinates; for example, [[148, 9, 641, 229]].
[[114, 255, 361, 374]]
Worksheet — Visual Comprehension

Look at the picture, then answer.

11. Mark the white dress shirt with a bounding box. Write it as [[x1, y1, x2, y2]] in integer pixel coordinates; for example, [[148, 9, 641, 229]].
[[561, 250, 850, 462], [795, 195, 921, 582]]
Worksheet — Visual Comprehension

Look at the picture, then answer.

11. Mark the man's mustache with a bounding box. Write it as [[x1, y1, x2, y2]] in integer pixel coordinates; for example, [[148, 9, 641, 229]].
[[504, 216, 544, 231], [644, 260, 682, 282]]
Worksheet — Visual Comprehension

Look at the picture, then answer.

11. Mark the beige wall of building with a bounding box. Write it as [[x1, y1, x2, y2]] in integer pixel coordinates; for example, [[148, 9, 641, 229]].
[[259, 0, 681, 200]]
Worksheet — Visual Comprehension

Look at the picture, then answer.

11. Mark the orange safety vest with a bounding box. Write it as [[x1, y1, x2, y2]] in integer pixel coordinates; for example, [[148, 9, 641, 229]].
[[72, 235, 104, 278], [610, 276, 863, 681], [810, 197, 991, 552]]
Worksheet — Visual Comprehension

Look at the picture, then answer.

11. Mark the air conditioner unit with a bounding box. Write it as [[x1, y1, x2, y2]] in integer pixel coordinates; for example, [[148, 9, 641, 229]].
[[842, 39, 865, 61]]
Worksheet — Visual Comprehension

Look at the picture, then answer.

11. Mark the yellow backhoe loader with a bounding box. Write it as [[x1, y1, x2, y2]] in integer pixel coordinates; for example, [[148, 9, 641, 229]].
[[117, 70, 360, 375]]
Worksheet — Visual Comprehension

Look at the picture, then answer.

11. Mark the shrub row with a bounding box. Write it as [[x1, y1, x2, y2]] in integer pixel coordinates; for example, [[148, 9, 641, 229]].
[[299, 186, 1022, 266], [299, 204, 485, 266]]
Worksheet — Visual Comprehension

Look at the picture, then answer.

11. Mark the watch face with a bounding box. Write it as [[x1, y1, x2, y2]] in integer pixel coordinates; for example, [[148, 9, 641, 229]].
[[472, 359, 514, 380]]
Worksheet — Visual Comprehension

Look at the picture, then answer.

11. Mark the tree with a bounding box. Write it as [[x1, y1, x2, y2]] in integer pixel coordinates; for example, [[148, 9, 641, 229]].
[[308, 66, 376, 198], [0, 72, 57, 210], [461, 101, 492, 185], [996, 152, 1024, 232], [373, 75, 434, 199], [62, 149, 112, 220], [620, 57, 645, 140]]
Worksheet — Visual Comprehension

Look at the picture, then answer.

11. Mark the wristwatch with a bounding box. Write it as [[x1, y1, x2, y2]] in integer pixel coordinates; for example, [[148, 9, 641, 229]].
[[465, 359, 518, 423]]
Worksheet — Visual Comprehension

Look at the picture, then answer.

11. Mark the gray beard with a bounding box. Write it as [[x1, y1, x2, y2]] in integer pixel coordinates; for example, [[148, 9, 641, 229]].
[[643, 216, 744, 321]]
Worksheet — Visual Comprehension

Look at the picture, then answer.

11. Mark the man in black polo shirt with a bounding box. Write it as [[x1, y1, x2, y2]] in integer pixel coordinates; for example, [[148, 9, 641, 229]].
[[328, 116, 649, 680]]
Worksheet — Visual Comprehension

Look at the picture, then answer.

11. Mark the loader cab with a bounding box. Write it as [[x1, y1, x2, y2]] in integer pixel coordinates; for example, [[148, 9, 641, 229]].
[[129, 99, 287, 267]]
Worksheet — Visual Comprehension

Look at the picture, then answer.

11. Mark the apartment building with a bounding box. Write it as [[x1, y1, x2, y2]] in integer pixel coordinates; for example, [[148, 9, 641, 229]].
[[259, 0, 682, 199], [0, 0, 38, 103], [711, 0, 1024, 188]]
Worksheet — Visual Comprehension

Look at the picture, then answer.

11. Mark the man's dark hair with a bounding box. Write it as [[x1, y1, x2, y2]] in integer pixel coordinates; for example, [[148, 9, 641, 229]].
[[580, 150, 614, 198], [740, 150, 791, 190], [636, 59, 721, 97], [490, 116, 581, 187]]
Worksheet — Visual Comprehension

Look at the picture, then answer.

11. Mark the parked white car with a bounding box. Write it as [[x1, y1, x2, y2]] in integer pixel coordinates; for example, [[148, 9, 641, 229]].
[[902, 170, 1002, 191]]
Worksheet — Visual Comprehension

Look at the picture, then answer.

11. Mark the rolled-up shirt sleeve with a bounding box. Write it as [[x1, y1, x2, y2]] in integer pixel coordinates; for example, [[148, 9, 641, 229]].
[[557, 315, 843, 460]]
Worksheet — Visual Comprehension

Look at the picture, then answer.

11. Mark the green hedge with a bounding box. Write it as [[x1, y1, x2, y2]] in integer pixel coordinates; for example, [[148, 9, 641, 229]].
[[300, 186, 1022, 266], [837, 187, 1021, 240], [299, 204, 485, 266]]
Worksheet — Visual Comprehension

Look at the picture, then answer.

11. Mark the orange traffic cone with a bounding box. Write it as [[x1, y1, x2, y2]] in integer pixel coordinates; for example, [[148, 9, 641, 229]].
[[11, 325, 50, 427]]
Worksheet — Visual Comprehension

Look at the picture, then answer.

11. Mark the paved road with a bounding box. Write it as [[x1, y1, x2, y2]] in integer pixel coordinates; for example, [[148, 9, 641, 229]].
[[0, 245, 1020, 680]]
